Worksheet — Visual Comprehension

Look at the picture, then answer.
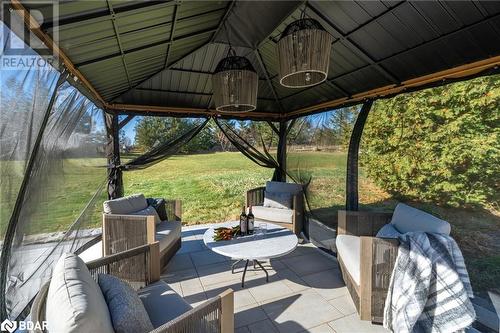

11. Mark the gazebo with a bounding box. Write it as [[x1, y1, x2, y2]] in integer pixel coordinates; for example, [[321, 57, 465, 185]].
[[1, 0, 499, 329]]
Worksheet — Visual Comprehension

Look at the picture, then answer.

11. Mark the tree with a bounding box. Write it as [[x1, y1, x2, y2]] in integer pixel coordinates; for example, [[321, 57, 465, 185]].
[[361, 75, 500, 207], [134, 117, 216, 153]]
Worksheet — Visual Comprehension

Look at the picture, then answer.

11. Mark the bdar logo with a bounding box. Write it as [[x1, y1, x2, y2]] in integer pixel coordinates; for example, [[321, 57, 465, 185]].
[[0, 319, 17, 333]]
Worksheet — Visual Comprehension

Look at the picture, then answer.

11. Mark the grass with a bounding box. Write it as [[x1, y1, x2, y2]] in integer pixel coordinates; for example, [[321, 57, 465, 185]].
[[1, 151, 498, 293]]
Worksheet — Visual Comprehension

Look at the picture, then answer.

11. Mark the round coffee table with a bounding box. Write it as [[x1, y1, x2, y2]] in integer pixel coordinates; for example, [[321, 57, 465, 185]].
[[203, 222, 298, 287]]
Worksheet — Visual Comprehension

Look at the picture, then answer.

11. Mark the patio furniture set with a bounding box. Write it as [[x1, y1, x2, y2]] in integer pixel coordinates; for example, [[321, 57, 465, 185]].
[[28, 174, 469, 333]]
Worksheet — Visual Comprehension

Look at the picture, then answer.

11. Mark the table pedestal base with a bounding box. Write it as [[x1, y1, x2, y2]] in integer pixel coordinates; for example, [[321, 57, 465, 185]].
[[232, 259, 269, 288]]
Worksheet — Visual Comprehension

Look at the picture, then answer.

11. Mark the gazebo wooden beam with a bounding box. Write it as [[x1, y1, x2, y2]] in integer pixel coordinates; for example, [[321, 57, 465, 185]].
[[287, 55, 500, 119], [107, 103, 281, 120], [10, 0, 107, 107]]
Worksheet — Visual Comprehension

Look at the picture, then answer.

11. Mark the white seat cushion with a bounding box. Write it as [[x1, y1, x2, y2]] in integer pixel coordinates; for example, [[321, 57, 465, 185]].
[[265, 181, 302, 195], [46, 253, 114, 333], [103, 194, 148, 215], [252, 205, 294, 224], [138, 280, 192, 328], [336, 235, 361, 286], [391, 203, 451, 235], [155, 221, 181, 253]]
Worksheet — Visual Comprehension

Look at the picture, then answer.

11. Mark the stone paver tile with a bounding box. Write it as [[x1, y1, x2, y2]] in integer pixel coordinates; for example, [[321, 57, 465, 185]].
[[204, 279, 258, 309], [165, 253, 194, 272], [261, 290, 343, 333], [247, 319, 279, 333], [275, 267, 309, 292], [235, 326, 250, 333], [328, 314, 389, 333], [168, 282, 183, 296], [197, 261, 257, 287], [304, 323, 336, 333], [301, 268, 348, 301], [247, 280, 295, 303], [329, 294, 357, 316], [190, 249, 229, 266], [177, 240, 205, 254], [235, 304, 269, 328], [161, 267, 198, 283], [280, 252, 338, 277], [180, 277, 208, 306]]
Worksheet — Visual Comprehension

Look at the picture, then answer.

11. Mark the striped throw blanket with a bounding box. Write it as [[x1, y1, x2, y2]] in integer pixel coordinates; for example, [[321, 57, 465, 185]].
[[383, 232, 475, 333]]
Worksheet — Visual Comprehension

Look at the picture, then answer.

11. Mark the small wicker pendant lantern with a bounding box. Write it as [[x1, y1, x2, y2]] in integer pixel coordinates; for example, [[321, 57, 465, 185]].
[[212, 48, 258, 112], [278, 18, 333, 88]]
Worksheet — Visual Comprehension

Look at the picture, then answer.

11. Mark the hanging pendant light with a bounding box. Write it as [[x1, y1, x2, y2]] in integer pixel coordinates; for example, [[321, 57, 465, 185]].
[[212, 48, 258, 112], [278, 16, 333, 88]]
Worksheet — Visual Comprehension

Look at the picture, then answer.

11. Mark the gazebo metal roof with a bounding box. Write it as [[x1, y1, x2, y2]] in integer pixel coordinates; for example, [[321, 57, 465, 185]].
[[13, 0, 500, 120]]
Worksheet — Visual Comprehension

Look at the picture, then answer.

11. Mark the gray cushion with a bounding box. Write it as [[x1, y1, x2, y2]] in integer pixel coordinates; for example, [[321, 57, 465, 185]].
[[263, 191, 292, 210], [376, 224, 402, 239], [103, 194, 148, 215], [391, 203, 451, 235], [335, 235, 361, 285], [138, 280, 192, 328], [131, 205, 161, 225], [98, 274, 154, 333], [252, 205, 293, 224], [155, 221, 182, 253], [46, 253, 114, 333], [265, 181, 302, 195]]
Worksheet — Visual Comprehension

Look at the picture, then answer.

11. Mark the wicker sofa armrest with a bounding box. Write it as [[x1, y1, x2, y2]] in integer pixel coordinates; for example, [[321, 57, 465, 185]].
[[87, 242, 161, 287], [292, 193, 304, 235], [359, 236, 399, 322], [102, 213, 156, 255], [246, 187, 265, 207], [337, 210, 392, 237], [165, 199, 182, 221], [152, 289, 234, 333]]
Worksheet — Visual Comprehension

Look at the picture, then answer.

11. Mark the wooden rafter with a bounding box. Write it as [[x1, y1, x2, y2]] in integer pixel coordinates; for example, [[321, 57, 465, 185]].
[[287, 55, 500, 118]]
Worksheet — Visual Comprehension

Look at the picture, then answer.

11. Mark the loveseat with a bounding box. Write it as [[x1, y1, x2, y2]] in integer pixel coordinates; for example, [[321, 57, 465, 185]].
[[103, 194, 182, 267], [336, 203, 451, 323], [30, 244, 234, 333], [246, 181, 304, 235]]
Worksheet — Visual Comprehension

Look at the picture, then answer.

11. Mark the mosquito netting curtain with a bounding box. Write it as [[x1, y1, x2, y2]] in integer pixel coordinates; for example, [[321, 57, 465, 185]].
[[1, 22, 108, 319], [287, 107, 360, 250]]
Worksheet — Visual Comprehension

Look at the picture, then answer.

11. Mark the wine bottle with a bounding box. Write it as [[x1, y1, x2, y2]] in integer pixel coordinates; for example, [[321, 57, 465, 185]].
[[239, 206, 247, 235], [247, 206, 254, 234]]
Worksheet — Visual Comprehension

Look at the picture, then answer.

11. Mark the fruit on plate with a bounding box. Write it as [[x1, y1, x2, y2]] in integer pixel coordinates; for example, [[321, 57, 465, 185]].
[[213, 225, 240, 241]]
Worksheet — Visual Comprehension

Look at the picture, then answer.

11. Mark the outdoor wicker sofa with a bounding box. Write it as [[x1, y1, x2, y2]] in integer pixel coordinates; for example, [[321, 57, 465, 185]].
[[30, 243, 234, 333], [246, 181, 304, 235], [103, 194, 182, 267], [336, 203, 451, 323]]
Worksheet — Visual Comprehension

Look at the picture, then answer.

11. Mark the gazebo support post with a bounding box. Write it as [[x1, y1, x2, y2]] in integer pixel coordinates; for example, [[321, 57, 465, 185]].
[[346, 100, 373, 211], [105, 111, 124, 199], [276, 120, 287, 182]]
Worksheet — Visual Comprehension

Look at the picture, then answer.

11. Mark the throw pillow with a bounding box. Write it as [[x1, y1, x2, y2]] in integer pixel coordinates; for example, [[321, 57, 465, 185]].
[[98, 274, 154, 333], [132, 205, 161, 225], [46, 253, 114, 333], [376, 223, 402, 239], [147, 198, 168, 221], [263, 191, 292, 209]]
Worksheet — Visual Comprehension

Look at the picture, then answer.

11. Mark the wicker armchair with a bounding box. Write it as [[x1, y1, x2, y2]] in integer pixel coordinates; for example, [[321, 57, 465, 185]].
[[103, 198, 182, 267], [246, 186, 304, 235], [336, 210, 398, 323], [30, 243, 234, 333]]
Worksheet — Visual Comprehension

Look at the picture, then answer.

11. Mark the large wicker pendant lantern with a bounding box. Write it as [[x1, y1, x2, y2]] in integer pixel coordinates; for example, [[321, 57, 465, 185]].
[[212, 48, 258, 112], [278, 18, 333, 88]]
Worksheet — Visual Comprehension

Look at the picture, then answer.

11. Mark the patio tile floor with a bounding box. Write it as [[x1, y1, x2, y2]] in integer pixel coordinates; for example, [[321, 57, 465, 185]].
[[161, 224, 388, 333]]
